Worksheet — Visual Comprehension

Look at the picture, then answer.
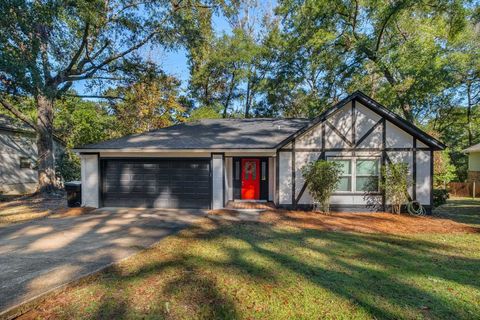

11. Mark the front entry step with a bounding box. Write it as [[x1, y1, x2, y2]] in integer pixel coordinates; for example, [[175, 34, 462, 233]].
[[226, 201, 276, 210]]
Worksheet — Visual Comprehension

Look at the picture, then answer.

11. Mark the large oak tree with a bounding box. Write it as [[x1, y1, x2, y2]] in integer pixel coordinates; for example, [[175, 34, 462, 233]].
[[0, 0, 228, 192]]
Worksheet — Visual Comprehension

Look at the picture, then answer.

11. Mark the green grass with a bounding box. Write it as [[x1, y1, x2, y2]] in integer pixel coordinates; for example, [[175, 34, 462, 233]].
[[33, 215, 480, 320], [434, 198, 480, 228]]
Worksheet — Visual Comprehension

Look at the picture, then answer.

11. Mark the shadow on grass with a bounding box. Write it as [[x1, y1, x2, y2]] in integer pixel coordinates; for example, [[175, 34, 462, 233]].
[[50, 218, 480, 319], [434, 198, 480, 227]]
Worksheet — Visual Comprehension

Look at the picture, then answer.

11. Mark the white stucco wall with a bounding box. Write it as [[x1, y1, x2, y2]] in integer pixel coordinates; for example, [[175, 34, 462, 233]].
[[279, 151, 292, 204], [329, 102, 352, 141], [295, 151, 321, 204], [212, 154, 224, 209], [355, 103, 381, 140], [386, 121, 413, 148], [296, 123, 322, 149], [277, 100, 434, 208], [268, 157, 275, 201], [356, 103, 382, 148], [416, 150, 431, 205], [81, 154, 99, 207]]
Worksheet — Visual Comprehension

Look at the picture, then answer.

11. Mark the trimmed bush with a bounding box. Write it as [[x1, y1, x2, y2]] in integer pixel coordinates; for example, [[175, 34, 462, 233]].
[[433, 189, 449, 207], [302, 160, 341, 214]]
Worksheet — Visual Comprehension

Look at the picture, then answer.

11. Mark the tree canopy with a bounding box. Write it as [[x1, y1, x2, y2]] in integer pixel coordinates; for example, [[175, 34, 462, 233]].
[[0, 0, 479, 185]]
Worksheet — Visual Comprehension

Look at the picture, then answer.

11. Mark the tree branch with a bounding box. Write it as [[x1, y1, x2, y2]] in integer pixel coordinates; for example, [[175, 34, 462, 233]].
[[64, 23, 90, 75], [81, 31, 158, 75], [64, 93, 124, 100], [0, 97, 37, 130]]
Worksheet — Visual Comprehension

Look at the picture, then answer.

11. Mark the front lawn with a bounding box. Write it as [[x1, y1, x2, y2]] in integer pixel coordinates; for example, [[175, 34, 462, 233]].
[[22, 207, 480, 320]]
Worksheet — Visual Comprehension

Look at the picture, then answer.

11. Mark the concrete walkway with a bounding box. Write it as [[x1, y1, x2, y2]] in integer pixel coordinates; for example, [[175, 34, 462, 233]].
[[0, 208, 205, 314]]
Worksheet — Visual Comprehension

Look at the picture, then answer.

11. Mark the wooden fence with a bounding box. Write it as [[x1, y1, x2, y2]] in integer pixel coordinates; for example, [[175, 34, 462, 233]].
[[448, 182, 480, 198]]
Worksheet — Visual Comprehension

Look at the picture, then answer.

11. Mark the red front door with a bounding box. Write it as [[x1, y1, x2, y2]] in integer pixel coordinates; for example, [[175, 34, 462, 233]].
[[241, 158, 260, 200]]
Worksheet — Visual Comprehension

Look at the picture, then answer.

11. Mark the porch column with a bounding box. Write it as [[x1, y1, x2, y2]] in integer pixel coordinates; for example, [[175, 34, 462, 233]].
[[212, 153, 224, 209], [80, 153, 99, 208]]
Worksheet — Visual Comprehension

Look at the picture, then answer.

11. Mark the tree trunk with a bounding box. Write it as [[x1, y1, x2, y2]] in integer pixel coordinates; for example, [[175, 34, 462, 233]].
[[466, 81, 473, 146], [35, 93, 57, 193], [245, 74, 252, 118], [223, 70, 236, 118], [363, 49, 414, 122]]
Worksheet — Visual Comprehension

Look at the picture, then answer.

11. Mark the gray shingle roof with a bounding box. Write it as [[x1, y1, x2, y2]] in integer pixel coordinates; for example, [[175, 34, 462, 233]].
[[77, 118, 310, 150]]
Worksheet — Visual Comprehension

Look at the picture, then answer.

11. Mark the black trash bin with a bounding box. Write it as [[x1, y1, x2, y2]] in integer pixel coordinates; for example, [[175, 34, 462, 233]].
[[65, 181, 81, 207]]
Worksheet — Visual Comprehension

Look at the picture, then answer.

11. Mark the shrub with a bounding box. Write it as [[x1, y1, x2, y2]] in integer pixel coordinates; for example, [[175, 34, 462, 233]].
[[433, 189, 449, 207], [56, 150, 81, 183], [380, 162, 412, 214], [302, 160, 342, 214]]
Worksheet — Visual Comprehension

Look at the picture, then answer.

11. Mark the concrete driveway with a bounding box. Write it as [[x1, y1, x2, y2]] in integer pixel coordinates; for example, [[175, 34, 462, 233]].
[[0, 208, 205, 314]]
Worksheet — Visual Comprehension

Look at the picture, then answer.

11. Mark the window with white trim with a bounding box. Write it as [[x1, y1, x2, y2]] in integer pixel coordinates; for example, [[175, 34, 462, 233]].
[[356, 159, 380, 192], [328, 157, 380, 193], [329, 159, 352, 192]]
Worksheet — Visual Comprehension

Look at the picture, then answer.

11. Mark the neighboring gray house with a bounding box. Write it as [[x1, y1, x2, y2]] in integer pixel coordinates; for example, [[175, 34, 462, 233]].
[[74, 91, 445, 212], [0, 114, 63, 195]]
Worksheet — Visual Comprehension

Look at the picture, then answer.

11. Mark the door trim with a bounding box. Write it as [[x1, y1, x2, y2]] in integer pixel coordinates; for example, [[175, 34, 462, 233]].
[[232, 157, 269, 201]]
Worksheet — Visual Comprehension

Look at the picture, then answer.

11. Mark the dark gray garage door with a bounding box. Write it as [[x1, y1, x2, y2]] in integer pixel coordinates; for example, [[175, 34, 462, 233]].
[[101, 159, 211, 208]]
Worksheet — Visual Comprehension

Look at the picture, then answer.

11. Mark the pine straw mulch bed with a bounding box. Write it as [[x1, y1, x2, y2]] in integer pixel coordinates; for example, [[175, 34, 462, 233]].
[[209, 209, 478, 234], [0, 194, 94, 226]]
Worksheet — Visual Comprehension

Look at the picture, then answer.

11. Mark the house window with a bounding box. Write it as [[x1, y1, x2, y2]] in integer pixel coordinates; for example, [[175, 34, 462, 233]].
[[244, 161, 256, 180], [356, 159, 380, 192], [328, 157, 380, 193], [20, 157, 31, 169], [261, 162, 266, 181], [329, 159, 352, 192]]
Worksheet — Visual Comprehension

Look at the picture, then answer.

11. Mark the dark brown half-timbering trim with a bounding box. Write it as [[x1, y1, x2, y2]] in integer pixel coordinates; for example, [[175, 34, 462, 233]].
[[294, 151, 325, 205], [430, 150, 434, 207], [276, 97, 352, 150], [325, 120, 353, 147], [294, 122, 326, 206], [381, 119, 386, 210], [275, 150, 280, 205], [275, 92, 445, 151], [354, 118, 383, 148], [352, 99, 356, 145], [291, 139, 296, 207], [413, 139, 417, 200]]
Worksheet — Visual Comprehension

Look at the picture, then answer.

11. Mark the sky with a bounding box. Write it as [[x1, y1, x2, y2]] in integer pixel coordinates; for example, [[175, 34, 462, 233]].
[[73, 10, 234, 96], [155, 13, 232, 86]]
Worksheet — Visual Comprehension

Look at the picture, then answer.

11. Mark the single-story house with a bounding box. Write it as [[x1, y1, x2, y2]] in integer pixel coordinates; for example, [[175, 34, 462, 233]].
[[463, 143, 480, 182], [74, 91, 445, 212], [0, 114, 64, 195]]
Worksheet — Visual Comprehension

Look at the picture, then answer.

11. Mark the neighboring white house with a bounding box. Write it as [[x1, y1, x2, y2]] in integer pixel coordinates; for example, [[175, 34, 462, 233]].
[[74, 91, 445, 213], [463, 143, 480, 182], [0, 114, 63, 195]]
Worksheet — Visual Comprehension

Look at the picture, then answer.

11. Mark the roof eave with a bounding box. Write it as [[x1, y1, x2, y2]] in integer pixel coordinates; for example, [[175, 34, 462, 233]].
[[276, 91, 446, 151], [73, 148, 279, 154]]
